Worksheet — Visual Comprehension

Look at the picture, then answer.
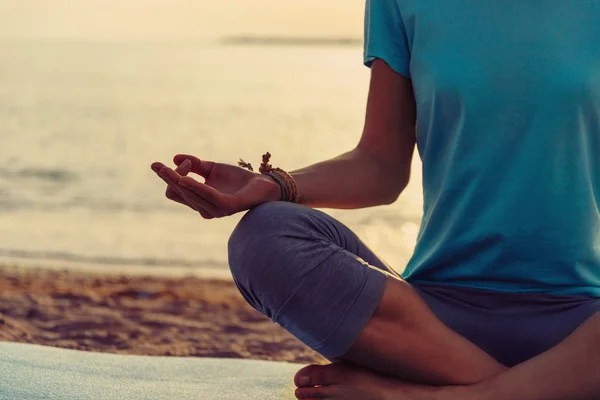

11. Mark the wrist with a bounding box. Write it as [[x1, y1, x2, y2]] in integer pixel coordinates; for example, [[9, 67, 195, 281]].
[[263, 174, 283, 202]]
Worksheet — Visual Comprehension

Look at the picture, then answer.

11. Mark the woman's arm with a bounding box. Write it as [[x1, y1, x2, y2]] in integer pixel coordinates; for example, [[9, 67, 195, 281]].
[[290, 59, 417, 209], [152, 59, 417, 217]]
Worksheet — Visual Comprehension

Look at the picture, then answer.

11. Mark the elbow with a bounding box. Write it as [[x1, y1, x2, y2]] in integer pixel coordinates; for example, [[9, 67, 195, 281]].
[[381, 194, 399, 206], [354, 145, 413, 207], [380, 177, 409, 205]]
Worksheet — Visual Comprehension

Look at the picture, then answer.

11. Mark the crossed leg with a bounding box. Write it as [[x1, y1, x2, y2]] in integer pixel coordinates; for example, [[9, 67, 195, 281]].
[[322, 277, 506, 383], [228, 202, 599, 400], [292, 309, 600, 400], [292, 275, 507, 400]]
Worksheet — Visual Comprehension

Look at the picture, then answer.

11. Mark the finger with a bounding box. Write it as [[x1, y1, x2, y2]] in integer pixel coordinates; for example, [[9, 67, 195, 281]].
[[199, 210, 214, 219], [159, 167, 216, 216], [161, 166, 220, 209], [175, 159, 191, 176], [153, 160, 190, 176], [167, 187, 216, 219], [151, 162, 167, 173], [167, 185, 218, 218], [165, 187, 188, 206], [159, 166, 185, 187], [153, 162, 190, 191], [157, 169, 184, 195], [173, 154, 214, 178], [178, 185, 225, 217], [166, 159, 191, 207], [160, 167, 223, 215], [179, 176, 227, 208]]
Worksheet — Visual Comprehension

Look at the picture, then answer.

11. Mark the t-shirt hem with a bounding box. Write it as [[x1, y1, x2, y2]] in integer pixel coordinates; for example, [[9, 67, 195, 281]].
[[404, 278, 600, 299]]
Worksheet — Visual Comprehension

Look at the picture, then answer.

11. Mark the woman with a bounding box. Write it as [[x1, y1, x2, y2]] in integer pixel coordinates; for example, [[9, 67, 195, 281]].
[[151, 0, 600, 398]]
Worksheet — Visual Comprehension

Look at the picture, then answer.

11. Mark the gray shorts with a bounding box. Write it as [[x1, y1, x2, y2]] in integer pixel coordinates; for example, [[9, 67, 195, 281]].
[[411, 282, 600, 366], [228, 202, 600, 367]]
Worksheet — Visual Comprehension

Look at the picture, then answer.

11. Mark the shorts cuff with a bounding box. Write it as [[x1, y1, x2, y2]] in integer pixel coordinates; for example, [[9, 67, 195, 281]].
[[313, 268, 389, 360]]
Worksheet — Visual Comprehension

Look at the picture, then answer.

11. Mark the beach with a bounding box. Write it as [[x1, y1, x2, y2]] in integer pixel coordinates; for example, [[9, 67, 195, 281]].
[[0, 5, 417, 371], [0, 265, 327, 365], [0, 40, 422, 280]]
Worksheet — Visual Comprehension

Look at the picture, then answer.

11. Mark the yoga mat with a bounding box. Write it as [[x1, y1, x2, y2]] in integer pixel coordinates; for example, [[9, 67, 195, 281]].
[[0, 342, 302, 399]]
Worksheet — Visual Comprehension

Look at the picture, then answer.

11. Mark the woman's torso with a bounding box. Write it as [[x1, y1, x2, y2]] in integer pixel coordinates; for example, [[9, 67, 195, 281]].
[[365, 0, 600, 296]]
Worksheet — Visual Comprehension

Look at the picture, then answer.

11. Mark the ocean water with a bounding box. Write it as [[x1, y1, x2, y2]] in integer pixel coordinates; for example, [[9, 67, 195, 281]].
[[0, 39, 423, 278]]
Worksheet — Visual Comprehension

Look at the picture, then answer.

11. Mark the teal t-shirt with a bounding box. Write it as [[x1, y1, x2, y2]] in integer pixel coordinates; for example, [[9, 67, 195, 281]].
[[364, 0, 600, 296]]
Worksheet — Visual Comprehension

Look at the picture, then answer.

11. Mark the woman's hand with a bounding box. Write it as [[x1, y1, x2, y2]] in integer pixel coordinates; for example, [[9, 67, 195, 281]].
[[151, 154, 281, 219]]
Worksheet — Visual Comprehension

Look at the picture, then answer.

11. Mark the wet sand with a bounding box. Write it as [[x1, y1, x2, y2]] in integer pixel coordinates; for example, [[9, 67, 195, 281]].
[[0, 266, 327, 365]]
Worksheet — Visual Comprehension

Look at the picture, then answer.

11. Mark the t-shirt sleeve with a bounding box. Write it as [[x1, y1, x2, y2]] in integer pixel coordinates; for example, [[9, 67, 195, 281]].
[[363, 0, 411, 78]]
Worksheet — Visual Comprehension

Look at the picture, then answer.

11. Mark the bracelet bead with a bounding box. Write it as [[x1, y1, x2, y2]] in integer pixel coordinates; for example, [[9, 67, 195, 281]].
[[239, 152, 300, 203]]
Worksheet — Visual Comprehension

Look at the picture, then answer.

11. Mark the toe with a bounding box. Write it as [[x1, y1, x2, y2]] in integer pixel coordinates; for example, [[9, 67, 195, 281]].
[[295, 385, 333, 399], [294, 364, 319, 387], [294, 363, 350, 388]]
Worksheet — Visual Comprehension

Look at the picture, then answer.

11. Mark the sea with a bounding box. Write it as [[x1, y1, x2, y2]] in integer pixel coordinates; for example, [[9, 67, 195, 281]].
[[0, 38, 424, 278]]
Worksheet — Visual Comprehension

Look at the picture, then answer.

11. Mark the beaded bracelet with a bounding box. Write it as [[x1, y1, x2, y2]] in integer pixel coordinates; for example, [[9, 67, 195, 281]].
[[238, 152, 300, 203], [267, 169, 289, 202]]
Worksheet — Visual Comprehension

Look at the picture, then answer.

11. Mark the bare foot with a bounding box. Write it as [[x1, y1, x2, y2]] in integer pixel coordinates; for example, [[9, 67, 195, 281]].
[[293, 362, 458, 400]]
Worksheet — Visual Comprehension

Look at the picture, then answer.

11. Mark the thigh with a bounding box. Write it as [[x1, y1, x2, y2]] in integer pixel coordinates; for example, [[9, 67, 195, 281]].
[[233, 201, 401, 277], [412, 282, 600, 367], [298, 204, 402, 279]]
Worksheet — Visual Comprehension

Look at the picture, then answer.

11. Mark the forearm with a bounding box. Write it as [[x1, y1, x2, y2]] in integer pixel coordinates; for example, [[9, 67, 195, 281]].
[[289, 146, 408, 209]]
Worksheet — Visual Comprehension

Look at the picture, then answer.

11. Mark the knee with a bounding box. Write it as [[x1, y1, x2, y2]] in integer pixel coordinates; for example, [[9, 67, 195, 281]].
[[227, 201, 306, 281]]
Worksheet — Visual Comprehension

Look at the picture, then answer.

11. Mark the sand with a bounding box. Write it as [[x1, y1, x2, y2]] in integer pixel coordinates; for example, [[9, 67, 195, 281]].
[[0, 266, 327, 365]]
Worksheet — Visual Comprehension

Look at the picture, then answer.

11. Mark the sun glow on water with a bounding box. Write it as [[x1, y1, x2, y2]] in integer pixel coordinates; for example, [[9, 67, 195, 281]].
[[0, 0, 365, 40], [0, 0, 424, 275]]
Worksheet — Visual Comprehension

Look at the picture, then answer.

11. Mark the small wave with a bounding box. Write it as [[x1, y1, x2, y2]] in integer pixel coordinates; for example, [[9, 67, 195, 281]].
[[0, 198, 172, 213], [0, 248, 228, 269], [0, 167, 77, 183], [220, 36, 362, 47]]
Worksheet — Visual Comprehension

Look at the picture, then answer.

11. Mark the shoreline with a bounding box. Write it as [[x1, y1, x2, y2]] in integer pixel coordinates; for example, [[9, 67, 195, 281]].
[[0, 265, 327, 365], [0, 256, 234, 280]]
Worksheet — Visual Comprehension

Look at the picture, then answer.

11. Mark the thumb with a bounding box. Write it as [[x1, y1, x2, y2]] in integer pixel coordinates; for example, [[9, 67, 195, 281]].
[[173, 154, 214, 178], [175, 159, 192, 176]]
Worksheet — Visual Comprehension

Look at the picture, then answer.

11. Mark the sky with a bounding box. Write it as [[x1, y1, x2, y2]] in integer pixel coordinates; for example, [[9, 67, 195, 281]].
[[0, 0, 365, 40]]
